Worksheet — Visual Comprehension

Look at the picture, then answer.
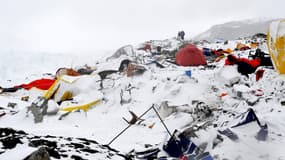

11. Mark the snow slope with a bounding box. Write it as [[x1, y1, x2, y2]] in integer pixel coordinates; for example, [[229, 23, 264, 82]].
[[194, 18, 277, 42], [0, 37, 285, 160]]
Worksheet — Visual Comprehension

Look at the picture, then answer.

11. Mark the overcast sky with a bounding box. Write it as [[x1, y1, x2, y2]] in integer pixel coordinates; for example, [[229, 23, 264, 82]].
[[0, 0, 284, 53]]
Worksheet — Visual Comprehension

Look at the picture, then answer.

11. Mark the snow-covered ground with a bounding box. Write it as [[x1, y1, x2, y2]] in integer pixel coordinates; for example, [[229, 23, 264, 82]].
[[0, 38, 285, 160]]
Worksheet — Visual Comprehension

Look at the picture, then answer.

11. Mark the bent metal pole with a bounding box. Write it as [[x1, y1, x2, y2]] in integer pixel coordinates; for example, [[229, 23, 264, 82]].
[[107, 104, 172, 146], [151, 105, 172, 137], [107, 105, 154, 146]]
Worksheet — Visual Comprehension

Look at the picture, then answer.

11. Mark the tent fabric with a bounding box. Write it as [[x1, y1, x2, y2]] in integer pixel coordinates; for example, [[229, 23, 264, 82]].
[[42, 75, 103, 103], [60, 99, 101, 112], [135, 148, 160, 159], [239, 46, 251, 51], [267, 20, 285, 74], [202, 48, 213, 56], [219, 108, 268, 141], [107, 45, 135, 60], [163, 130, 213, 159], [175, 44, 207, 66], [236, 43, 249, 50], [231, 108, 261, 128], [225, 48, 233, 53], [225, 55, 260, 68], [250, 42, 259, 48], [56, 68, 81, 78], [16, 78, 56, 90], [218, 128, 239, 141]]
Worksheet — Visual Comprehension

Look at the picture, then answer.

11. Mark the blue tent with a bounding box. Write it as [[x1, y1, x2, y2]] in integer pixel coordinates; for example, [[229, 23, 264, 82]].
[[219, 108, 268, 141], [231, 108, 262, 128], [162, 130, 214, 160]]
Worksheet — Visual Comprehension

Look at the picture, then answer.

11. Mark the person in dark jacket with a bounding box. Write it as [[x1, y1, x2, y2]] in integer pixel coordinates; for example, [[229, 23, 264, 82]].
[[252, 48, 273, 67], [177, 31, 185, 40], [225, 54, 261, 77], [180, 31, 185, 40]]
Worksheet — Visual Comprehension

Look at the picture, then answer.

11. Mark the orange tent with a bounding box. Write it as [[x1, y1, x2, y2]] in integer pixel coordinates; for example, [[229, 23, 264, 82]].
[[250, 42, 259, 48], [236, 43, 248, 49]]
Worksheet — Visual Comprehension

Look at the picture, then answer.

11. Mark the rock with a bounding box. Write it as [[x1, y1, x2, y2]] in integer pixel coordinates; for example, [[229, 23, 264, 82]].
[[71, 155, 86, 160], [0, 128, 126, 159], [1, 136, 23, 149], [24, 147, 50, 160]]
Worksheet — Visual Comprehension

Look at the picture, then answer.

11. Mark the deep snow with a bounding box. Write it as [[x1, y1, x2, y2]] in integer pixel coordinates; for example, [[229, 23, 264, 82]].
[[0, 38, 285, 160]]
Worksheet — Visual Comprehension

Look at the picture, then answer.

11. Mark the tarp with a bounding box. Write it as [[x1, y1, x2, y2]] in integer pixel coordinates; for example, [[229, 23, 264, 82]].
[[16, 78, 55, 90], [250, 42, 259, 48], [219, 108, 268, 141], [175, 45, 207, 66], [55, 68, 81, 78], [225, 55, 260, 68], [43, 75, 100, 102], [231, 108, 261, 128], [202, 48, 212, 56], [60, 99, 101, 112], [107, 45, 135, 60], [267, 19, 285, 74], [236, 43, 249, 50], [163, 130, 214, 159]]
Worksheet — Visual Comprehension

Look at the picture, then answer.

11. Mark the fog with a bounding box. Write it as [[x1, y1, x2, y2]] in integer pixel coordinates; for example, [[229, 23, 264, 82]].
[[0, 0, 284, 53]]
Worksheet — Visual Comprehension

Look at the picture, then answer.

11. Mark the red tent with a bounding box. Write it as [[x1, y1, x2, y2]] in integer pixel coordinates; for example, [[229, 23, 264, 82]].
[[175, 44, 207, 66]]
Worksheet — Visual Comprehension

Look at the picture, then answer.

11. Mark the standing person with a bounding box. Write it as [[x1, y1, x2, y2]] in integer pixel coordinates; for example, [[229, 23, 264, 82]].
[[177, 31, 185, 40], [180, 30, 185, 40], [177, 31, 181, 40]]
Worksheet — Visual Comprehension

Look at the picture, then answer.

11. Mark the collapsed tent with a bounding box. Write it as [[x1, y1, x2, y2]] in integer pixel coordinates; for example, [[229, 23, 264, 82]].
[[132, 130, 214, 160], [107, 45, 135, 60], [0, 78, 56, 93], [252, 33, 267, 39], [231, 108, 262, 128], [17, 79, 55, 90], [250, 42, 259, 48], [163, 130, 213, 160], [218, 108, 268, 141], [27, 75, 103, 123], [43, 75, 102, 103], [56, 67, 96, 78], [175, 44, 207, 66], [235, 43, 251, 51], [202, 48, 213, 56]]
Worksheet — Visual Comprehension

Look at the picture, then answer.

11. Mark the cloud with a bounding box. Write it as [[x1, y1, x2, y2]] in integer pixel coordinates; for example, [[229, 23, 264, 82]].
[[0, 0, 284, 53]]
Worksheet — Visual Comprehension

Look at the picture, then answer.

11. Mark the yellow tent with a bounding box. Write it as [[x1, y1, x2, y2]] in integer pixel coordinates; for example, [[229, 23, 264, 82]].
[[60, 99, 101, 112], [43, 75, 102, 113], [43, 76, 80, 101], [267, 20, 285, 74]]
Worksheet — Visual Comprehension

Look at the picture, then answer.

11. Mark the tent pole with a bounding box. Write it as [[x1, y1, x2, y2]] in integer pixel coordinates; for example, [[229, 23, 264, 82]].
[[152, 105, 172, 137], [107, 105, 153, 146]]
